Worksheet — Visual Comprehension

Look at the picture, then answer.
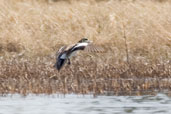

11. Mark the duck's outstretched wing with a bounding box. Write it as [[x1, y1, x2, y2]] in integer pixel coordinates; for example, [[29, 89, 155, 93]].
[[84, 44, 104, 53], [56, 54, 66, 71], [56, 46, 67, 57], [54, 46, 67, 71]]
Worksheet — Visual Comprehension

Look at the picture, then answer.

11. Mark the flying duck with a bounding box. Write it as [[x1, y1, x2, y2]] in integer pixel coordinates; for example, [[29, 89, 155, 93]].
[[54, 38, 103, 71]]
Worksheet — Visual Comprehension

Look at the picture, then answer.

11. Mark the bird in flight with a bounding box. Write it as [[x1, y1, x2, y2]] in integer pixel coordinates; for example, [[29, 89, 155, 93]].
[[54, 38, 103, 71]]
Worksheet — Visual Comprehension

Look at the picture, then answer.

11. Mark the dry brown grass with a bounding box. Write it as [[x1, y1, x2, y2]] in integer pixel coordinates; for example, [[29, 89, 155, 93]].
[[0, 57, 170, 96], [0, 0, 171, 95]]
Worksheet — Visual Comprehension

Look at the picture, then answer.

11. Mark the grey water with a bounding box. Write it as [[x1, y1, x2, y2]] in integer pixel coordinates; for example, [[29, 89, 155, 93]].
[[0, 93, 171, 114]]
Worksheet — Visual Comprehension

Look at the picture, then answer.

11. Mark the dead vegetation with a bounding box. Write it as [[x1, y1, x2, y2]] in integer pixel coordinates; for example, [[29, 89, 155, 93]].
[[0, 56, 170, 96], [0, 0, 170, 95]]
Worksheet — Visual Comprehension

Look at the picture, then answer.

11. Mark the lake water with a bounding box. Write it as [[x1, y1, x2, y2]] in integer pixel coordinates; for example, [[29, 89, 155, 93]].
[[0, 93, 171, 114]]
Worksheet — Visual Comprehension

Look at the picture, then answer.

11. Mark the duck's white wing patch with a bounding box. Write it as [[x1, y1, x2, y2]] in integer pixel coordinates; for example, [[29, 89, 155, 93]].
[[74, 43, 88, 48]]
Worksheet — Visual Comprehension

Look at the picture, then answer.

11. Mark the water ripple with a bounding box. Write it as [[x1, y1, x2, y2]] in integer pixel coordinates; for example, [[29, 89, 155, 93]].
[[0, 93, 171, 114]]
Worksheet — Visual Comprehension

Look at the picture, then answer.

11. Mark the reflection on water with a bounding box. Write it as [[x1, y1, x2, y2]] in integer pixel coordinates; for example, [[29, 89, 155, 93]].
[[0, 93, 171, 114]]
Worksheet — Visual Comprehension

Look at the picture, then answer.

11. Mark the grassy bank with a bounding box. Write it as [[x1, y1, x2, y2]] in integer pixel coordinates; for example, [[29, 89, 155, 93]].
[[0, 58, 170, 95], [0, 0, 170, 95]]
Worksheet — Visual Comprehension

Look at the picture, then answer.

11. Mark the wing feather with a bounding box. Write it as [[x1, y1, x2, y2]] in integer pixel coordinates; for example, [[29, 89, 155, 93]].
[[84, 44, 104, 53]]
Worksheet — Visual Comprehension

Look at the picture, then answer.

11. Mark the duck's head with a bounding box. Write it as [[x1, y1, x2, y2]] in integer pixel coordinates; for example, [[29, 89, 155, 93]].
[[78, 38, 92, 43]]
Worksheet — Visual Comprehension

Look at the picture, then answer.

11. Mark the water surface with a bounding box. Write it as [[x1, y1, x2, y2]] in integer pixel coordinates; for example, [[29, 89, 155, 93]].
[[0, 93, 171, 114]]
